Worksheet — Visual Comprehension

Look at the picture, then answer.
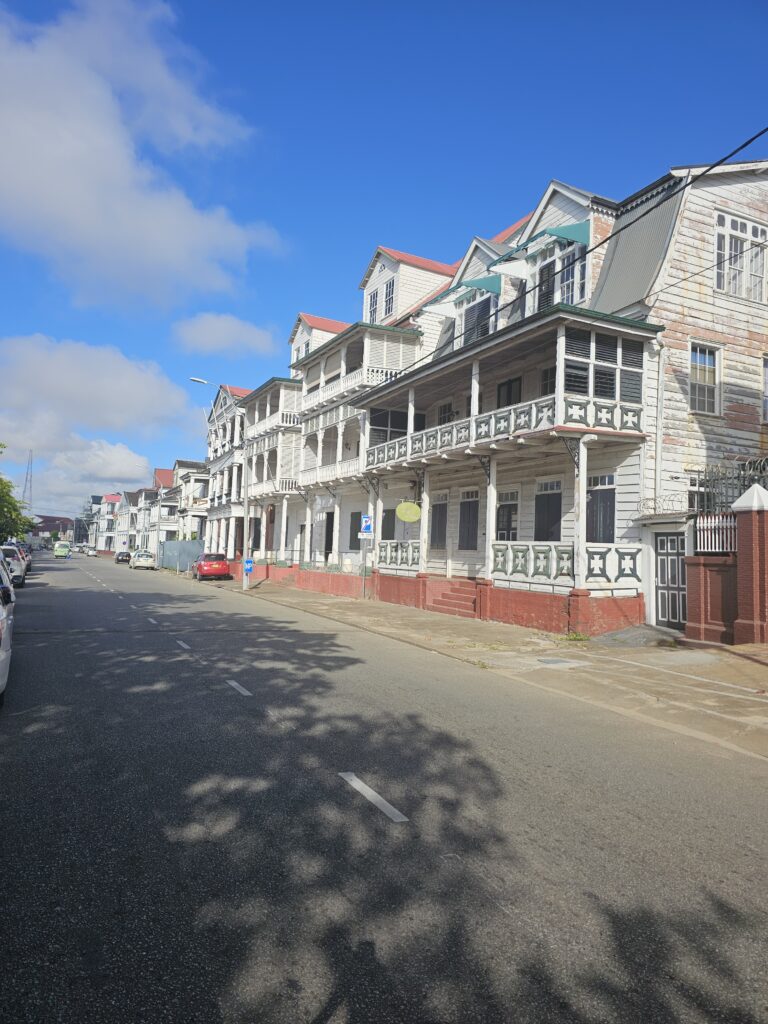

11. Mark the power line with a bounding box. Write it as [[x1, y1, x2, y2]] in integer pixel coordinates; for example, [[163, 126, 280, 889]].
[[644, 238, 766, 304], [385, 125, 768, 381]]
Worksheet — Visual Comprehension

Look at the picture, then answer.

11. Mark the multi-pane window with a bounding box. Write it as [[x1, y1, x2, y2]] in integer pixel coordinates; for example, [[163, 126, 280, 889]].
[[497, 378, 521, 408], [458, 490, 479, 550], [496, 490, 519, 541], [368, 289, 378, 323], [437, 403, 454, 425], [369, 408, 424, 446], [715, 213, 767, 302], [430, 493, 448, 548], [384, 278, 395, 318], [540, 366, 556, 396], [534, 480, 562, 542], [690, 344, 718, 414], [563, 329, 643, 404], [586, 474, 615, 543], [687, 473, 716, 513], [559, 245, 587, 304]]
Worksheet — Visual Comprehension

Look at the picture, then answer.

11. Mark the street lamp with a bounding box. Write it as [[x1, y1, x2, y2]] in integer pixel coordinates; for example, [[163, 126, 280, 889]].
[[190, 377, 251, 591]]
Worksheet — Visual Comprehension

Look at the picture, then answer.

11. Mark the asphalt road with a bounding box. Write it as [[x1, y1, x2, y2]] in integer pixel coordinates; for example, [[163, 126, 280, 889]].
[[1, 554, 766, 1023]]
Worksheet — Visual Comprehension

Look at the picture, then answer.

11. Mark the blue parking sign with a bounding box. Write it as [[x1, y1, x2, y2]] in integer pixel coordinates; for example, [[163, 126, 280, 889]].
[[244, 558, 254, 574], [360, 514, 373, 536]]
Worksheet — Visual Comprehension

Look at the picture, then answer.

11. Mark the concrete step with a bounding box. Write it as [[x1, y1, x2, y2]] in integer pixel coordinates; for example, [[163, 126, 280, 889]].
[[426, 601, 477, 619], [429, 597, 477, 613]]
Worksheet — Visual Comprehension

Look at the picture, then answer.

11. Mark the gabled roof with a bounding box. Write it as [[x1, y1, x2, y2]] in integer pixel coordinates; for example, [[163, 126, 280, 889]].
[[490, 212, 533, 244], [173, 459, 207, 472], [153, 468, 174, 489], [222, 385, 251, 399], [518, 180, 616, 246], [101, 493, 121, 504], [359, 246, 456, 289], [288, 313, 351, 346]]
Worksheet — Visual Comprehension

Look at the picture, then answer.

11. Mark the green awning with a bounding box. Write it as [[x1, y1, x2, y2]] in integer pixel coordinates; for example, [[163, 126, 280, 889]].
[[460, 273, 501, 295], [545, 221, 590, 246]]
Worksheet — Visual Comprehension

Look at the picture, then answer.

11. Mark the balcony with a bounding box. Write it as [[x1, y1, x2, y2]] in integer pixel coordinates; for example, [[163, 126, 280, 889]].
[[365, 394, 642, 469], [299, 456, 362, 488], [490, 541, 642, 592], [249, 410, 301, 437], [250, 478, 299, 498], [302, 366, 398, 412]]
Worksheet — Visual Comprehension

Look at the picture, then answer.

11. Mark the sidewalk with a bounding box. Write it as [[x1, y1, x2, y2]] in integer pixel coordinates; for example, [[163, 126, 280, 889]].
[[178, 572, 768, 761]]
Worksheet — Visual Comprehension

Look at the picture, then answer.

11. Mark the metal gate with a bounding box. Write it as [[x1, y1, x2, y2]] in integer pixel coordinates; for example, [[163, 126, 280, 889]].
[[655, 533, 686, 630]]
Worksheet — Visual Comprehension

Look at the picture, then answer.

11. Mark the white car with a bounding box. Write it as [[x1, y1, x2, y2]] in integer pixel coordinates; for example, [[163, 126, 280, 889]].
[[86, 547, 99, 557], [129, 549, 157, 570], [0, 558, 16, 707], [1, 545, 27, 588]]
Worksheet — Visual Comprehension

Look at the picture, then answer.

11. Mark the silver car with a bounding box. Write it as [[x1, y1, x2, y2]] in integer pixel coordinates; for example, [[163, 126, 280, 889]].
[[0, 558, 15, 706]]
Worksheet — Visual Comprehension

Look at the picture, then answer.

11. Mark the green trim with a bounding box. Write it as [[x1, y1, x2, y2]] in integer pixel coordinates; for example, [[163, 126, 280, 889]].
[[490, 220, 590, 267], [461, 273, 502, 295], [236, 376, 299, 405]]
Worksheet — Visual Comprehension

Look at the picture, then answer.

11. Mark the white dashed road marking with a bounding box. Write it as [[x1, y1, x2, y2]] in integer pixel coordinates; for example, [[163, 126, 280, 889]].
[[226, 679, 252, 696], [176, 640, 191, 650], [338, 773, 409, 823]]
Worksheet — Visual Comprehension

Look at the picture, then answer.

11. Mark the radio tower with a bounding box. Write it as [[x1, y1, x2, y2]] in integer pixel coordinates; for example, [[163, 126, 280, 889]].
[[22, 449, 33, 514]]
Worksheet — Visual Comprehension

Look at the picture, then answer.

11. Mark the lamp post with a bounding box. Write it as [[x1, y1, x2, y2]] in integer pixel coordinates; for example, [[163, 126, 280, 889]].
[[190, 377, 251, 591]]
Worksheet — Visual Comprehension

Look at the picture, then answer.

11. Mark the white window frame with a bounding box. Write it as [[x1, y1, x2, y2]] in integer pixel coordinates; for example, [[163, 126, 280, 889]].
[[535, 242, 587, 309], [689, 341, 722, 416], [496, 488, 519, 541], [368, 289, 378, 324], [714, 211, 767, 303], [384, 277, 395, 318], [437, 402, 454, 425], [763, 355, 768, 423]]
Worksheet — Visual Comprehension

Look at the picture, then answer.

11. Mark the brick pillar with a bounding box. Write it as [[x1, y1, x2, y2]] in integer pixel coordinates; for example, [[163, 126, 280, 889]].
[[416, 572, 428, 610], [476, 577, 493, 620], [567, 589, 592, 635], [732, 484, 768, 645]]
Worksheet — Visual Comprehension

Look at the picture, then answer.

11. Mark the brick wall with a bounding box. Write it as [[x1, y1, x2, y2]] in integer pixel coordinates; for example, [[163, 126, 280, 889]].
[[685, 555, 737, 644]]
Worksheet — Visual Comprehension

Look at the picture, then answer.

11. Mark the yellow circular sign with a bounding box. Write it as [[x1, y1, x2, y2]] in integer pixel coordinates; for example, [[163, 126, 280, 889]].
[[396, 501, 422, 523]]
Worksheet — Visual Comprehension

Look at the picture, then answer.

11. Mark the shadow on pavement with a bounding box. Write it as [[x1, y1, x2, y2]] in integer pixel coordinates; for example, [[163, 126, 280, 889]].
[[0, 563, 765, 1023]]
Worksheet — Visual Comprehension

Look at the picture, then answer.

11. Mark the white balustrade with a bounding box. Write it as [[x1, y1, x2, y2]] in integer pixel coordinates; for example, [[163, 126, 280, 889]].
[[695, 513, 737, 553], [491, 541, 642, 591], [376, 539, 420, 574], [302, 366, 398, 412]]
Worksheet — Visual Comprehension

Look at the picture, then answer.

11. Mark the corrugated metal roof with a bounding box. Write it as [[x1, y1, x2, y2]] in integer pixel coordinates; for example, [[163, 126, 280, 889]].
[[590, 181, 683, 315]]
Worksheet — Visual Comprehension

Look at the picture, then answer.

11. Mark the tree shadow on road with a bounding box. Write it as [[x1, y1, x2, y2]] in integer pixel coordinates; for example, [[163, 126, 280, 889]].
[[1, 572, 766, 1023]]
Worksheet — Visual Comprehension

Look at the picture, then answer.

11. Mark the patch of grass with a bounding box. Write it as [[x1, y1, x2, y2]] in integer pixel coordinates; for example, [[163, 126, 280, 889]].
[[565, 631, 590, 642]]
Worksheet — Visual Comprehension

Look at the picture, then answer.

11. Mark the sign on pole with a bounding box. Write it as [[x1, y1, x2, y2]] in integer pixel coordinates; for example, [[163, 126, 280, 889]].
[[244, 558, 254, 575], [358, 514, 373, 541]]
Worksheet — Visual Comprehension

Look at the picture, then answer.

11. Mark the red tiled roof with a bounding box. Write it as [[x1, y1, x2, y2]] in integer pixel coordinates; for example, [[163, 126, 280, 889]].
[[102, 493, 121, 503], [153, 468, 174, 488], [222, 385, 251, 398], [300, 313, 351, 335], [491, 212, 533, 244], [378, 247, 455, 277]]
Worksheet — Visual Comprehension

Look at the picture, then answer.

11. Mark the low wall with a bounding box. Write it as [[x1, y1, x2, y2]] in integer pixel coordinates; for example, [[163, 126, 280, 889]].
[[685, 555, 738, 644], [296, 569, 365, 599], [374, 572, 422, 609]]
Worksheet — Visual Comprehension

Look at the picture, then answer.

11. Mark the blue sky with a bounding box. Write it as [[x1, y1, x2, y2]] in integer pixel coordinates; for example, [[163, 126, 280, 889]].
[[1, 0, 767, 516]]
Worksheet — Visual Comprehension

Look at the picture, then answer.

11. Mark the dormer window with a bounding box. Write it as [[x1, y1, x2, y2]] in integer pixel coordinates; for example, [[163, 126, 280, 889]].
[[368, 289, 378, 323], [536, 243, 587, 310]]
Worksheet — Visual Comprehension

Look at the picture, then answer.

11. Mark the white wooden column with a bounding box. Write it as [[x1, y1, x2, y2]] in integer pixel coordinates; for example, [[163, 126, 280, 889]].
[[555, 325, 566, 425], [317, 428, 325, 471], [572, 435, 596, 590], [407, 387, 415, 435], [483, 456, 497, 579], [258, 509, 267, 559], [331, 495, 341, 565], [419, 469, 430, 572], [470, 360, 481, 417], [336, 422, 345, 466], [279, 495, 289, 561], [374, 487, 384, 566], [275, 431, 283, 487], [226, 517, 236, 560], [304, 498, 313, 564]]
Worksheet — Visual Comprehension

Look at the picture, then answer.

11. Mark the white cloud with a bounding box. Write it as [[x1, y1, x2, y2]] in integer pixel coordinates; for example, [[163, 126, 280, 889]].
[[0, 1, 280, 304], [173, 312, 276, 357], [0, 333, 197, 512]]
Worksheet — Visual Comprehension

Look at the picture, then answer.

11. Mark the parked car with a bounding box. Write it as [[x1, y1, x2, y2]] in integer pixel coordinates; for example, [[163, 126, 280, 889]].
[[129, 550, 157, 570], [53, 541, 71, 558], [86, 547, 99, 557], [115, 551, 131, 564], [16, 542, 32, 568], [1, 546, 27, 587], [192, 553, 231, 580], [0, 558, 15, 707]]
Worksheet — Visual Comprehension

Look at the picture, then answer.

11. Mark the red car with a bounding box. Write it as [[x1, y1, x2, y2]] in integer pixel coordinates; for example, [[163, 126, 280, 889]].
[[192, 553, 231, 580]]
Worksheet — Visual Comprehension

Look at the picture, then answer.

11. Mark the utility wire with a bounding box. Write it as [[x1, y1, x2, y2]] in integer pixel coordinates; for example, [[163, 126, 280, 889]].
[[384, 125, 768, 382]]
